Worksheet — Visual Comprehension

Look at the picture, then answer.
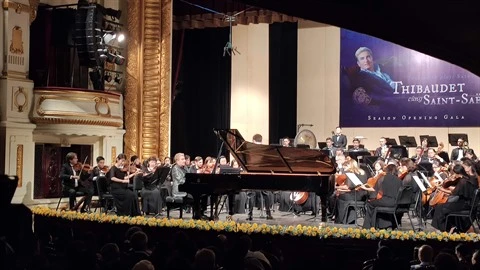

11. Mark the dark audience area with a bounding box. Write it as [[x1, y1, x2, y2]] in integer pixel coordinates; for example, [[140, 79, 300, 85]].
[[0, 211, 479, 270]]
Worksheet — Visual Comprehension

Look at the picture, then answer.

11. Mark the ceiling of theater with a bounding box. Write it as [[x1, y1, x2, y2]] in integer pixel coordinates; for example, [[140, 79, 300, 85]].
[[175, 0, 480, 77]]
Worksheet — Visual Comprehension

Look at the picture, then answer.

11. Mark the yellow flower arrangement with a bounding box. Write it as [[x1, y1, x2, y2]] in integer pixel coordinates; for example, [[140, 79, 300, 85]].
[[31, 206, 480, 242]]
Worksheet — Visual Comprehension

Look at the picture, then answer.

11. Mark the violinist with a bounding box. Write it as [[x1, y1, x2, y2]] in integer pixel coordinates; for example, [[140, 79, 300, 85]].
[[109, 153, 141, 216], [89, 156, 109, 195], [431, 164, 478, 232], [362, 164, 403, 229], [399, 158, 420, 194], [334, 159, 368, 224], [59, 152, 93, 213], [141, 156, 162, 215], [191, 156, 204, 173]]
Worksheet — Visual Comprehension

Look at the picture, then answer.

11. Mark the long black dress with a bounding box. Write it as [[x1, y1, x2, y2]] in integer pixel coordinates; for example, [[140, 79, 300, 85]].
[[335, 173, 368, 224], [362, 174, 403, 228], [109, 166, 141, 216], [141, 168, 161, 214], [431, 176, 478, 232]]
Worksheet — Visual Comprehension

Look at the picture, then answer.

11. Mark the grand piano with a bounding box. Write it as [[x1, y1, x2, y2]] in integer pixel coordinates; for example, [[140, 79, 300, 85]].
[[180, 129, 336, 220]]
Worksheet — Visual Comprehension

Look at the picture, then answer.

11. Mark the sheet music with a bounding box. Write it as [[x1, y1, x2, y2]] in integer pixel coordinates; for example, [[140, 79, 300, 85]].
[[346, 172, 363, 186], [412, 175, 427, 192], [419, 172, 433, 188], [434, 172, 444, 183]]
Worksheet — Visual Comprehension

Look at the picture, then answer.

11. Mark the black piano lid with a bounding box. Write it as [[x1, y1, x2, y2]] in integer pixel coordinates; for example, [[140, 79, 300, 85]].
[[214, 129, 336, 175]]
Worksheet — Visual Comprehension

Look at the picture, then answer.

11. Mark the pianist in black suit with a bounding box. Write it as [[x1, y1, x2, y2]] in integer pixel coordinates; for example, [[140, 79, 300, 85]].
[[59, 152, 93, 212], [247, 134, 274, 220]]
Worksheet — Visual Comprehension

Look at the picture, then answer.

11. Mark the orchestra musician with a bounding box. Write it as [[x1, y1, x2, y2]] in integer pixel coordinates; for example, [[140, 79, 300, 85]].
[[431, 164, 478, 232], [411, 146, 425, 163], [322, 137, 336, 158], [141, 156, 162, 215], [451, 137, 466, 162], [374, 137, 388, 158], [282, 137, 291, 147], [332, 127, 347, 149], [191, 156, 204, 173], [109, 153, 141, 216], [334, 159, 368, 224], [349, 138, 368, 152], [59, 152, 94, 213], [88, 156, 109, 195], [362, 164, 403, 229]]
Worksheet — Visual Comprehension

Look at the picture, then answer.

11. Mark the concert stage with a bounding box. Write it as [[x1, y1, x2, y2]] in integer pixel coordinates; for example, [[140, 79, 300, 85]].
[[32, 206, 478, 269]]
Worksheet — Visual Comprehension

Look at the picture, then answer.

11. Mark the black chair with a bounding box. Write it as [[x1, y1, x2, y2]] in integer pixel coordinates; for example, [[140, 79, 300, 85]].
[[95, 176, 115, 213], [132, 175, 144, 212], [56, 186, 85, 211], [372, 186, 415, 230], [445, 188, 480, 232]]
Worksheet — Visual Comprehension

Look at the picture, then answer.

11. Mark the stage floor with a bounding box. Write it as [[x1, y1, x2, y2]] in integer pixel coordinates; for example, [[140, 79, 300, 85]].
[[149, 205, 435, 232]]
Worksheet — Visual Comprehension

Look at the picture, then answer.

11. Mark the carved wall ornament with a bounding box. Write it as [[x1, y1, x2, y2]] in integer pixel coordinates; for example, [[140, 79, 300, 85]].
[[93, 96, 111, 116], [13, 87, 27, 112], [10, 26, 24, 55], [5, 1, 39, 24]]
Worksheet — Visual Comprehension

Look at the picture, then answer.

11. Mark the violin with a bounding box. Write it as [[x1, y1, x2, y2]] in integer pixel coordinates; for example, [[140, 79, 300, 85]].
[[335, 174, 348, 186], [398, 170, 408, 180], [73, 162, 93, 174]]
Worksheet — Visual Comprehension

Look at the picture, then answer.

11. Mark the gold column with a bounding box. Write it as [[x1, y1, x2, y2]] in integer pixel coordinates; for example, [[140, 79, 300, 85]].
[[125, 0, 171, 160], [16, 144, 23, 187]]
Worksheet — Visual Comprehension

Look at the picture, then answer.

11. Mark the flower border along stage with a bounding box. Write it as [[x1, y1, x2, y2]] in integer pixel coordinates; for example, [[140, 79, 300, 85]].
[[32, 206, 480, 242]]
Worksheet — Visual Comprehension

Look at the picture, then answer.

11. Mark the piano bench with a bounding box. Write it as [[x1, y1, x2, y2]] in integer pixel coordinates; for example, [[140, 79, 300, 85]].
[[165, 196, 184, 219]]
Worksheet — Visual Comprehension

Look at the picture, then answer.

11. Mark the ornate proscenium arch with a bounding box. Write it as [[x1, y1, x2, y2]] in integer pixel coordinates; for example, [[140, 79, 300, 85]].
[[125, 0, 172, 160]]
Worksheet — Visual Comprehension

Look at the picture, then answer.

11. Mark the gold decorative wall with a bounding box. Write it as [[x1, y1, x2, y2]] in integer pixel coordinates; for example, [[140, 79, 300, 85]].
[[126, 0, 171, 160], [16, 144, 23, 187]]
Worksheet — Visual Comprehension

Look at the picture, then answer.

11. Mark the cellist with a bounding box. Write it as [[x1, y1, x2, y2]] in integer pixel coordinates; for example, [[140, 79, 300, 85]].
[[362, 164, 403, 229], [431, 164, 478, 232]]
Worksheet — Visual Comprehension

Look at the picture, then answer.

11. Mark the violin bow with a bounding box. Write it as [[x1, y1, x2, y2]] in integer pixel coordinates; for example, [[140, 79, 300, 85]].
[[78, 156, 89, 178]]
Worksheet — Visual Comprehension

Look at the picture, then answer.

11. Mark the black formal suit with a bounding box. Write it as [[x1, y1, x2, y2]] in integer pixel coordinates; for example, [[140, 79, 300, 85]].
[[451, 148, 464, 162], [332, 134, 347, 149], [59, 163, 93, 211]]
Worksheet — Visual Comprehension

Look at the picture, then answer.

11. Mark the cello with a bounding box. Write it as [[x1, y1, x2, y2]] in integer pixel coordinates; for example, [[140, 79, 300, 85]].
[[429, 174, 461, 207]]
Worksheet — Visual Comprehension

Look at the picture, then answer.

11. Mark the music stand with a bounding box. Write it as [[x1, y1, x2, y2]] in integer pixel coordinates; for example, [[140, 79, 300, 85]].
[[448, 133, 469, 146], [347, 151, 371, 163], [219, 166, 241, 174], [385, 138, 398, 146], [420, 135, 438, 147], [417, 162, 434, 177], [296, 144, 310, 149], [387, 146, 408, 159], [399, 136, 417, 148], [318, 142, 327, 149]]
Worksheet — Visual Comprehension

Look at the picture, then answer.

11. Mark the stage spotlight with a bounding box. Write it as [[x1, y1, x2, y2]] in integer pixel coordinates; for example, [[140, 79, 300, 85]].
[[116, 32, 125, 43], [114, 53, 125, 65], [103, 32, 116, 45]]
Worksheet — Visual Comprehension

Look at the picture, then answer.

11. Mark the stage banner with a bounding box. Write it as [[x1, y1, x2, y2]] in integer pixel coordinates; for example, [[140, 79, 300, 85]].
[[340, 29, 480, 127]]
